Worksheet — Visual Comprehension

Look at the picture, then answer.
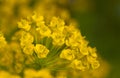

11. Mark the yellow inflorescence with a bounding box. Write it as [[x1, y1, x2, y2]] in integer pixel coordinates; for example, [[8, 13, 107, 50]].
[[0, 11, 100, 77], [15, 12, 100, 71]]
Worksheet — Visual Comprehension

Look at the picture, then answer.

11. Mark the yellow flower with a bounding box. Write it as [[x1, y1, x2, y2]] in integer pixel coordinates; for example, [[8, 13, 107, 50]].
[[24, 69, 53, 78], [71, 59, 86, 71], [51, 32, 65, 46], [64, 25, 82, 47], [34, 44, 49, 58], [24, 69, 38, 78], [86, 55, 100, 69], [88, 47, 97, 58], [20, 31, 34, 47], [17, 19, 31, 31], [78, 45, 89, 55], [49, 17, 65, 32], [60, 49, 75, 60], [91, 60, 100, 69], [36, 24, 51, 38], [32, 12, 44, 23], [0, 32, 7, 48], [87, 55, 96, 63], [0, 70, 21, 78], [23, 44, 34, 55]]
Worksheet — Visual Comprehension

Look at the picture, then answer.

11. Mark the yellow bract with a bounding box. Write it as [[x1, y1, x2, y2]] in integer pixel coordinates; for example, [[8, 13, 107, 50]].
[[34, 44, 49, 58]]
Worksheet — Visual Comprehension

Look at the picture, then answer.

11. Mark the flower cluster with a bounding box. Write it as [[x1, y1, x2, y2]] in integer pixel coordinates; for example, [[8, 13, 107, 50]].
[[15, 12, 100, 71], [0, 11, 100, 77]]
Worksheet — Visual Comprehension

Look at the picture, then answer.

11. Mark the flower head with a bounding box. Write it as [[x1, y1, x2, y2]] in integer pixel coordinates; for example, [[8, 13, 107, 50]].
[[15, 12, 100, 72]]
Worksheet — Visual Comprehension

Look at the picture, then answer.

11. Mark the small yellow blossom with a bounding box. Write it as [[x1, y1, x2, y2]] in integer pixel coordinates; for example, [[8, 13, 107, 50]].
[[87, 55, 100, 69], [51, 32, 65, 46], [64, 25, 82, 47], [60, 49, 75, 60], [32, 12, 44, 23], [49, 17, 65, 32], [88, 47, 97, 58], [0, 32, 7, 48], [71, 59, 86, 71], [20, 31, 34, 47], [34, 44, 49, 58], [91, 60, 100, 69], [17, 19, 31, 31], [36, 24, 51, 38], [23, 44, 34, 55], [87, 55, 96, 63], [78, 45, 89, 55]]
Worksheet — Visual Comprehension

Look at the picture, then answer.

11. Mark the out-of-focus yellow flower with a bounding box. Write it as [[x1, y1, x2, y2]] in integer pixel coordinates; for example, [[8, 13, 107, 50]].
[[32, 12, 44, 23], [36, 24, 51, 38], [49, 17, 65, 32], [72, 59, 110, 78], [56, 70, 67, 78], [88, 47, 97, 58], [51, 32, 65, 46], [91, 60, 100, 69], [24, 69, 53, 78], [64, 25, 82, 47], [23, 44, 34, 55], [60, 49, 75, 60], [17, 19, 31, 31], [34, 44, 49, 58], [0, 32, 7, 48], [0, 70, 21, 78], [20, 31, 34, 47], [71, 59, 86, 71], [87, 56, 100, 69]]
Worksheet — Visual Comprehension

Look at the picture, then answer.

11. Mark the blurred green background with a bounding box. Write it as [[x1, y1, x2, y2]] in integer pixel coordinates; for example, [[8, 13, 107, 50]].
[[0, 0, 120, 78]]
